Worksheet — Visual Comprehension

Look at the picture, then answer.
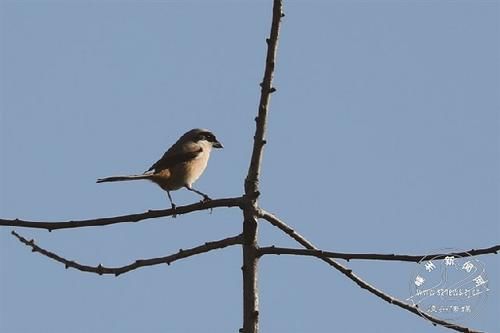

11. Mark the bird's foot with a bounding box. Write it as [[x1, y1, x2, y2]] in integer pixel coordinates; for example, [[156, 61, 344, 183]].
[[200, 195, 213, 214], [170, 203, 177, 218]]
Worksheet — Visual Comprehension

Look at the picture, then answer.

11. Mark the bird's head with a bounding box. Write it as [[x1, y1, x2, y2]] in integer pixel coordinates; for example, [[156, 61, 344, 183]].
[[183, 128, 223, 149]]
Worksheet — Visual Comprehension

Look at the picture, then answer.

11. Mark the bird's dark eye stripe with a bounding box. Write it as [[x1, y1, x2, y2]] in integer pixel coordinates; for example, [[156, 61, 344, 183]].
[[198, 132, 215, 141]]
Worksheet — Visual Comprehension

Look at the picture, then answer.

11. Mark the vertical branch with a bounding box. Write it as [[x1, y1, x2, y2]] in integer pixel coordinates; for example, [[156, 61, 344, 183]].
[[241, 209, 260, 333], [242, 1, 283, 333], [244, 0, 283, 196]]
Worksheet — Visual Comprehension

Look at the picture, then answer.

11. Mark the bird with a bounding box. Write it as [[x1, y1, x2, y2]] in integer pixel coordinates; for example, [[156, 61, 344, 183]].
[[97, 128, 223, 209]]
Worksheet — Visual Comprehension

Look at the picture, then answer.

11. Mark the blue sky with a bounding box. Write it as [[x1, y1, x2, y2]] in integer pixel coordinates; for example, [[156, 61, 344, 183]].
[[1, 1, 498, 332]]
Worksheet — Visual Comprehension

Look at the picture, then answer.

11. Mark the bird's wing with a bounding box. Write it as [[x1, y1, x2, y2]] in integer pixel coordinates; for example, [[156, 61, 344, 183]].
[[146, 146, 203, 173]]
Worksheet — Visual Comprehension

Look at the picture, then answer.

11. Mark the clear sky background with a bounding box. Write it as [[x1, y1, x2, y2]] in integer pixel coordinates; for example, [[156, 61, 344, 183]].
[[0, 1, 498, 332]]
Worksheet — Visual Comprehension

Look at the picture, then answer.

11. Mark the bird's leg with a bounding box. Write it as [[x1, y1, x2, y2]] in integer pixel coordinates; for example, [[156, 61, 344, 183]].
[[185, 186, 213, 214], [185, 185, 211, 202], [167, 191, 177, 218]]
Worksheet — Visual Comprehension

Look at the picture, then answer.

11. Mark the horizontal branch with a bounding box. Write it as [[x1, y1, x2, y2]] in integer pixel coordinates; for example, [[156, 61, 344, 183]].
[[258, 209, 483, 333], [11, 230, 243, 276], [258, 245, 500, 262], [0, 196, 243, 231]]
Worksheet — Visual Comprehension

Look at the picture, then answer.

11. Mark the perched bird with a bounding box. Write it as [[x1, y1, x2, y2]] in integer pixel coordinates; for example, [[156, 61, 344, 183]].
[[97, 128, 223, 209]]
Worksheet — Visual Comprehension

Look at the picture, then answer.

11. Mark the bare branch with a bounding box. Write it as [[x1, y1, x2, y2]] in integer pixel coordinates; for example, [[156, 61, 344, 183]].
[[241, 1, 284, 332], [258, 209, 483, 333], [0, 196, 243, 231], [258, 245, 500, 262], [244, 0, 283, 197], [11, 230, 243, 276]]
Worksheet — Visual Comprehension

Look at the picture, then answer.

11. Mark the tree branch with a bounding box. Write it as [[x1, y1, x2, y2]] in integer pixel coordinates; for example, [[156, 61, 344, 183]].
[[11, 230, 243, 277], [244, 0, 283, 197], [0, 196, 243, 231], [241, 1, 283, 332], [258, 245, 500, 262], [258, 209, 483, 333]]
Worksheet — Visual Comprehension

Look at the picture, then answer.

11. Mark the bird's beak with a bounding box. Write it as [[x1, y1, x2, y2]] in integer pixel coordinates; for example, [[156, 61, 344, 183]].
[[213, 140, 223, 149]]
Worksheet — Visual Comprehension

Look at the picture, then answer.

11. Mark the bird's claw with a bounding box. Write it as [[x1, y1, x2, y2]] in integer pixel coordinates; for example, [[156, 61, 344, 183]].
[[200, 196, 213, 214], [171, 203, 177, 218]]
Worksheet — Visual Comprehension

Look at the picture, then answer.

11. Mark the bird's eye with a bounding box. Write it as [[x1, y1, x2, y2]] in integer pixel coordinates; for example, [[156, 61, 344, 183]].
[[197, 132, 215, 142]]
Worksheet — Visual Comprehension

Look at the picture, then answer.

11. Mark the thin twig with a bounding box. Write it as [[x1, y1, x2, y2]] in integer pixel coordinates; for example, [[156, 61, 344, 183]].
[[258, 245, 500, 262], [258, 209, 483, 333], [241, 1, 284, 332], [0, 197, 243, 231], [11, 230, 243, 277]]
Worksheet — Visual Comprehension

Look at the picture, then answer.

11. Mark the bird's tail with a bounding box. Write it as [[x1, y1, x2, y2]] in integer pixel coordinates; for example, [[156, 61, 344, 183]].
[[96, 174, 152, 183]]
